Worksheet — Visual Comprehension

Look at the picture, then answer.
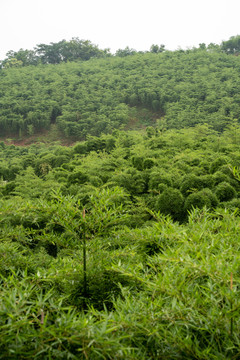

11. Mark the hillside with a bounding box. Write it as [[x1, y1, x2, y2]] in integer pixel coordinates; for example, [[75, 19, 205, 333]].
[[1, 47, 240, 142], [2, 39, 240, 359]]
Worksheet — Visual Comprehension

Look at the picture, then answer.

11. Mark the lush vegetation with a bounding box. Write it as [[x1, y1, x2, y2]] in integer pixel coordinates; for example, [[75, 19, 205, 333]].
[[1, 125, 240, 358], [0, 38, 111, 67], [1, 35, 240, 359], [1, 36, 240, 139]]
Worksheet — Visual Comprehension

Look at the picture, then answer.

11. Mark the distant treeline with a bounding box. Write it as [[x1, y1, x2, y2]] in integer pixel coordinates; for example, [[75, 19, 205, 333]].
[[1, 35, 240, 68]]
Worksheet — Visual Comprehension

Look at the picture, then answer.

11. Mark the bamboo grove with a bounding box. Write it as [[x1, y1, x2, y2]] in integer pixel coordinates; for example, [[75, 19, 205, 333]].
[[1, 36, 240, 359]]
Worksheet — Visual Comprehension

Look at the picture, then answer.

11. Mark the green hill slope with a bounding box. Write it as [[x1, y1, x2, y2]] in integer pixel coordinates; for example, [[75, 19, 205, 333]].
[[1, 48, 240, 140]]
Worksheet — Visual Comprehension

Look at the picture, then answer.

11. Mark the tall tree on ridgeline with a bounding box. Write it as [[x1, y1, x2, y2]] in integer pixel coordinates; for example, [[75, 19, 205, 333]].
[[0, 38, 111, 67]]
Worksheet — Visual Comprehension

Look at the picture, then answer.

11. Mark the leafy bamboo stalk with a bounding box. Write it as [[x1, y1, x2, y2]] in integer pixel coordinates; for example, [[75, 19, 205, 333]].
[[83, 208, 87, 301], [230, 272, 233, 336]]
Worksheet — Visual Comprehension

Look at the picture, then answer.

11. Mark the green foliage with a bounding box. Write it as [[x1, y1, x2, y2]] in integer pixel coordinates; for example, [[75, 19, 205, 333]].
[[112, 168, 147, 195], [14, 167, 60, 198], [150, 44, 165, 53], [221, 35, 240, 54], [149, 170, 173, 190], [143, 158, 155, 169], [180, 174, 205, 196], [67, 170, 89, 185], [0, 174, 240, 359], [222, 197, 240, 211], [2, 77, 240, 357], [132, 156, 144, 170], [179, 173, 215, 196], [1, 38, 110, 68], [2, 46, 240, 138], [215, 181, 237, 202], [73, 142, 87, 154], [184, 188, 218, 211], [115, 46, 137, 57], [156, 187, 185, 221], [213, 170, 231, 185], [210, 157, 229, 174]]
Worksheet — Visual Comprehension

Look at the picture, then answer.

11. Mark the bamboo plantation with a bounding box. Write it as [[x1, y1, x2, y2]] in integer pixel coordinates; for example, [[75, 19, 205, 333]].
[[1, 38, 240, 359]]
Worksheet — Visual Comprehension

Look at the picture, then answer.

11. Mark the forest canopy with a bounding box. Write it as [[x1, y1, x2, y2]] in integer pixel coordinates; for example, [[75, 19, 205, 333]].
[[1, 35, 240, 140]]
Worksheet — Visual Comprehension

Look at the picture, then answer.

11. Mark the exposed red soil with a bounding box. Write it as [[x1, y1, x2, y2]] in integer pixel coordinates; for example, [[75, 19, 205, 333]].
[[0, 128, 77, 147]]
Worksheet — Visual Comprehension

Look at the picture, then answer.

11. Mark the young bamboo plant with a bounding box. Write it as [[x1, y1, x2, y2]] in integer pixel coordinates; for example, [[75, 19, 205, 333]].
[[46, 188, 130, 306]]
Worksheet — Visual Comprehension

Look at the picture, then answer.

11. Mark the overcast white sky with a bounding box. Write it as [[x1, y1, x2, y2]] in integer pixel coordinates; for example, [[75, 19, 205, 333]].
[[1, 0, 240, 59]]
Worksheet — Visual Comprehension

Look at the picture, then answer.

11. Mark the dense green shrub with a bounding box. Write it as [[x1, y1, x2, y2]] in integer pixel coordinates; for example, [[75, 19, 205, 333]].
[[198, 174, 215, 189], [112, 168, 147, 195], [89, 175, 103, 187], [185, 188, 218, 212], [149, 170, 173, 190], [222, 197, 240, 211], [213, 171, 231, 185], [209, 157, 229, 174], [188, 156, 201, 166], [86, 136, 106, 152], [199, 159, 211, 172], [143, 158, 155, 169], [215, 181, 237, 201], [180, 174, 205, 196], [69, 259, 140, 310], [73, 142, 87, 154], [1, 181, 16, 196], [174, 160, 192, 173], [67, 171, 89, 185], [132, 156, 144, 171], [156, 187, 185, 221], [158, 183, 168, 193], [219, 164, 235, 177]]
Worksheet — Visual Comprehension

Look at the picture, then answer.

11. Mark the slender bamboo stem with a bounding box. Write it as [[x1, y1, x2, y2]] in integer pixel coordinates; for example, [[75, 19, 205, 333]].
[[230, 272, 233, 336], [83, 209, 87, 299]]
